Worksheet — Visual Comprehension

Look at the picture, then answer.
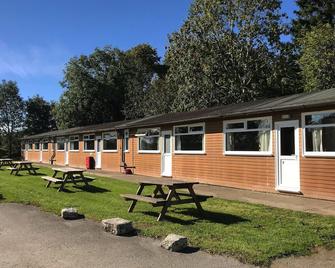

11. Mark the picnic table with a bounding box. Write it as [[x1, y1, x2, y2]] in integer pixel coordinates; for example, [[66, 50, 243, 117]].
[[42, 167, 94, 192], [0, 158, 13, 168], [121, 180, 212, 221], [8, 161, 38, 176]]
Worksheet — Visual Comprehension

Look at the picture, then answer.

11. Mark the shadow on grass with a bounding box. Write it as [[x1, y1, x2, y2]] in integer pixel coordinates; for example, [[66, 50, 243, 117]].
[[142, 208, 248, 225], [73, 184, 110, 193]]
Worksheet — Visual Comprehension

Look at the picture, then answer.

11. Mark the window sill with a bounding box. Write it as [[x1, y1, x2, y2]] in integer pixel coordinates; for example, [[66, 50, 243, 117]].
[[224, 151, 273, 156], [57, 150, 65, 152], [42, 150, 48, 152], [83, 150, 95, 153], [303, 152, 335, 158], [174, 151, 206, 155], [138, 150, 160, 154], [123, 150, 129, 153], [69, 150, 79, 152]]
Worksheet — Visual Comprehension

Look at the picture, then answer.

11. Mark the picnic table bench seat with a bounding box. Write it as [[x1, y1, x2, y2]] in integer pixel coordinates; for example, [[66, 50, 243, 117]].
[[6, 167, 17, 171], [42, 176, 63, 184], [121, 194, 166, 206]]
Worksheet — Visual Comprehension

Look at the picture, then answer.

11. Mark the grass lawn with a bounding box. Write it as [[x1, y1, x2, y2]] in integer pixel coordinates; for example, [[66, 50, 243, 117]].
[[0, 166, 334, 266]]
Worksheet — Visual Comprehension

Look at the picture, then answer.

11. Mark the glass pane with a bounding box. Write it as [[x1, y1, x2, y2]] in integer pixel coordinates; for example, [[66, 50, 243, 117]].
[[226, 131, 270, 152], [226, 122, 244, 129], [305, 126, 335, 152], [190, 126, 203, 132], [305, 112, 335, 125], [85, 140, 95, 150], [70, 141, 79, 150], [103, 139, 117, 150], [280, 127, 295, 156], [175, 126, 188, 134], [164, 135, 171, 153], [175, 134, 203, 151], [139, 136, 159, 151], [247, 119, 270, 129]]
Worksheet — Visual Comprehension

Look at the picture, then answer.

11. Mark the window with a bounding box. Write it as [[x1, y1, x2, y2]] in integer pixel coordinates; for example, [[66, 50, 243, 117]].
[[136, 128, 160, 152], [57, 137, 65, 151], [123, 129, 129, 152], [303, 111, 335, 156], [224, 117, 272, 155], [69, 136, 79, 151], [42, 142, 48, 151], [103, 132, 117, 151], [27, 143, 33, 151], [34, 142, 40, 151], [174, 123, 205, 153], [83, 134, 95, 151]]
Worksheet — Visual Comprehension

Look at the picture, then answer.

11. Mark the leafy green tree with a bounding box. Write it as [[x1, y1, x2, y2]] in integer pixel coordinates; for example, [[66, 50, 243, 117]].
[[298, 24, 335, 92], [165, 0, 298, 112], [292, 0, 335, 40], [25, 95, 56, 135], [0, 80, 25, 157]]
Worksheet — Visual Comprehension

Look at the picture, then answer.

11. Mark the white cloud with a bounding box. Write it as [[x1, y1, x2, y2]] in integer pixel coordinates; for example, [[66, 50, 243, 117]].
[[0, 41, 70, 78]]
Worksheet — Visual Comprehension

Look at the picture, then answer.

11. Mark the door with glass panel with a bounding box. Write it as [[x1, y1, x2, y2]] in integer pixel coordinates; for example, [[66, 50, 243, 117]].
[[95, 137, 102, 169], [39, 143, 43, 162], [64, 140, 69, 165], [276, 120, 300, 192], [161, 131, 172, 177]]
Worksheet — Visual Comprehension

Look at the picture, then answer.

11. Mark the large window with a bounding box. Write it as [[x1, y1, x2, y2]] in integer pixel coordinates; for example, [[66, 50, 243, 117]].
[[224, 117, 272, 155], [136, 128, 160, 152], [34, 142, 40, 151], [103, 132, 117, 151], [69, 136, 79, 151], [83, 134, 95, 151], [123, 129, 129, 152], [174, 123, 205, 153], [57, 137, 65, 151], [303, 111, 335, 156]]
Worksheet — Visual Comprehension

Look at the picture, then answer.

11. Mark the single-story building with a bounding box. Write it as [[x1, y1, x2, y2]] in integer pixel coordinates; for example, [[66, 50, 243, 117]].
[[22, 88, 335, 201]]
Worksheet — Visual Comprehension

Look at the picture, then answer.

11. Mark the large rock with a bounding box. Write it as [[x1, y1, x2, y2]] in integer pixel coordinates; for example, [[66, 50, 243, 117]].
[[160, 234, 188, 252], [102, 218, 133, 235], [61, 208, 82, 220]]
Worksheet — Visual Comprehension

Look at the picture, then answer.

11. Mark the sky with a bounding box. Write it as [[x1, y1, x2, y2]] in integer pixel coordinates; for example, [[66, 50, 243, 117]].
[[0, 0, 297, 101]]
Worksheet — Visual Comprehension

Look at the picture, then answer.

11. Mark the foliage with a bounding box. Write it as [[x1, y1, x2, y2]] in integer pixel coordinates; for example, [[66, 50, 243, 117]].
[[0, 80, 25, 157], [164, 0, 300, 112], [298, 24, 335, 92], [25, 95, 56, 135], [1, 166, 335, 266], [292, 0, 335, 40]]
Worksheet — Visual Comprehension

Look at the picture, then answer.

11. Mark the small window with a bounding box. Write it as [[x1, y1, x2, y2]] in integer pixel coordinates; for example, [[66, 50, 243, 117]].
[[303, 111, 335, 156], [174, 123, 205, 153], [27, 143, 33, 151], [69, 136, 79, 151], [224, 117, 272, 155], [83, 134, 95, 151], [103, 132, 117, 151], [42, 142, 48, 151], [123, 129, 129, 152], [34, 142, 40, 151], [57, 137, 65, 151], [137, 128, 160, 152]]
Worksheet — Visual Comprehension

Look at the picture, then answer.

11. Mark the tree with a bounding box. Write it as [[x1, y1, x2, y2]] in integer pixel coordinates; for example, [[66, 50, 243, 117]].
[[0, 80, 25, 157], [298, 24, 335, 92], [25, 95, 56, 135], [292, 0, 335, 40], [165, 0, 298, 112]]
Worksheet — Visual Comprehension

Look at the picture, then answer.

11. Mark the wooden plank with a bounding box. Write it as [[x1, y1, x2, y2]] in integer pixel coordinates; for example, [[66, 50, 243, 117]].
[[121, 194, 166, 205], [41, 176, 63, 183]]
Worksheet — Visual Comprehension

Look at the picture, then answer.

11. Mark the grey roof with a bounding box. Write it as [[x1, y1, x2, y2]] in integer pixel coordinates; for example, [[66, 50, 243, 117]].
[[22, 88, 335, 140]]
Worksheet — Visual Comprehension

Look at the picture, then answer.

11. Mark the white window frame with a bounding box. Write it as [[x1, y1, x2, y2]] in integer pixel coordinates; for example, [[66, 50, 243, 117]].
[[123, 129, 129, 152], [56, 137, 65, 151], [69, 135, 79, 152], [34, 142, 40, 151], [27, 143, 33, 151], [83, 134, 95, 152], [137, 128, 160, 154], [173, 122, 206, 154], [42, 141, 49, 151], [223, 116, 273, 156], [302, 110, 335, 157], [102, 131, 118, 152]]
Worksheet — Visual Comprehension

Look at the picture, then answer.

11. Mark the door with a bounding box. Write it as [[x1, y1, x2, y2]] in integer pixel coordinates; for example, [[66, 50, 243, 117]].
[[39, 143, 43, 162], [64, 140, 69, 165], [95, 136, 102, 169], [161, 131, 172, 177], [276, 120, 300, 192]]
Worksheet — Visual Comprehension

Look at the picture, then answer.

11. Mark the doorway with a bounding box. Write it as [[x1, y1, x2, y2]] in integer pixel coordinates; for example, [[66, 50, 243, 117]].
[[161, 131, 172, 177]]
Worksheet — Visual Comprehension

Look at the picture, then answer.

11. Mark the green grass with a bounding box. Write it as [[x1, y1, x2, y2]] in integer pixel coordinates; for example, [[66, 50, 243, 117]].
[[0, 166, 334, 266]]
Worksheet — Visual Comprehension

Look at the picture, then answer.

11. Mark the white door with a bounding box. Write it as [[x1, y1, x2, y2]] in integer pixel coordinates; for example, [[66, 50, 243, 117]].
[[95, 137, 102, 169], [64, 140, 69, 165], [39, 143, 43, 162], [276, 120, 300, 192], [161, 131, 172, 177]]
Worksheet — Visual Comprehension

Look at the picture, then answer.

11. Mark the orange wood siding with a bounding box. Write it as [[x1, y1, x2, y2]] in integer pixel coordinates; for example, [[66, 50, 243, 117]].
[[101, 139, 122, 172]]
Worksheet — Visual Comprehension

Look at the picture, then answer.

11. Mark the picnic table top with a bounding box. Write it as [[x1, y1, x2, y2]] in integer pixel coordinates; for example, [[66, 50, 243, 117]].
[[52, 167, 85, 173], [0, 158, 13, 161], [13, 161, 33, 164], [139, 179, 199, 187]]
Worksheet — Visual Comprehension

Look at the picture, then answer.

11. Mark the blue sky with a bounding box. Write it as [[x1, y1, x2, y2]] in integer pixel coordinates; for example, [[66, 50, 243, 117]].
[[0, 0, 297, 101]]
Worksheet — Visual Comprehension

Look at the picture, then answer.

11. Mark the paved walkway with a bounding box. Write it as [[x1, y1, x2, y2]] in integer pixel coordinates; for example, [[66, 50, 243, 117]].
[[38, 163, 335, 216]]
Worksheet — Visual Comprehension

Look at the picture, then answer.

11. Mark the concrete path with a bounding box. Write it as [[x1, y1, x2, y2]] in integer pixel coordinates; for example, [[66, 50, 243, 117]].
[[0, 203, 252, 268]]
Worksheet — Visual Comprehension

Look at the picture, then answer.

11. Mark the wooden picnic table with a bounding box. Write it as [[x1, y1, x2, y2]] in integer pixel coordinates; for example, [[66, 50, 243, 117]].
[[9, 161, 38, 176], [0, 158, 13, 168], [121, 180, 212, 221], [42, 167, 93, 192]]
